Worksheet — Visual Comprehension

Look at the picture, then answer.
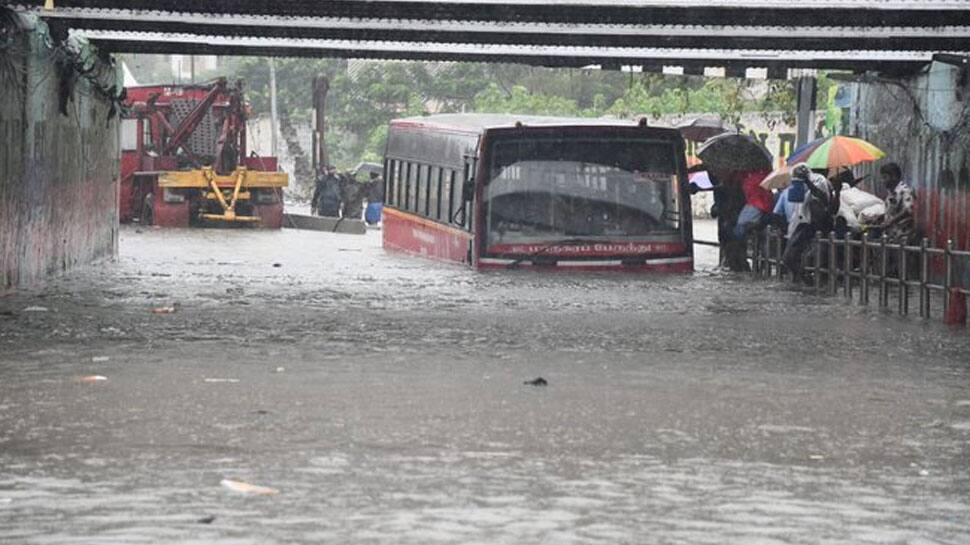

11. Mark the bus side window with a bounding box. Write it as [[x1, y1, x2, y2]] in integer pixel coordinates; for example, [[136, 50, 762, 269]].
[[428, 167, 441, 220], [412, 165, 428, 215], [392, 160, 401, 206], [449, 170, 461, 226], [404, 162, 412, 211], [385, 159, 395, 206], [439, 168, 451, 222], [396, 161, 405, 208], [397, 163, 411, 210], [414, 164, 422, 214], [423, 165, 433, 217]]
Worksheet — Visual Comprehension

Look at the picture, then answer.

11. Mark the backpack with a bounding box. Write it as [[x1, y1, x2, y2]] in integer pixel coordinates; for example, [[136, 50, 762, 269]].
[[788, 179, 807, 203]]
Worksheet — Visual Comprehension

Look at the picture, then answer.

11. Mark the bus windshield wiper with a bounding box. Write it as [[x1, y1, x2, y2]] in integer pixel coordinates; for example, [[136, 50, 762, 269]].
[[506, 238, 588, 269]]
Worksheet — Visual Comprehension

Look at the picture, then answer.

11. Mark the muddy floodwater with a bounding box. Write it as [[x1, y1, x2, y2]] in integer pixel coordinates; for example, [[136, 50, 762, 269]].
[[1, 222, 969, 544]]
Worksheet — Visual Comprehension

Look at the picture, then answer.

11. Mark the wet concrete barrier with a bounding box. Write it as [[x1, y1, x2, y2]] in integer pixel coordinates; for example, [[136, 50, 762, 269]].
[[1, 12, 121, 292], [283, 214, 367, 235]]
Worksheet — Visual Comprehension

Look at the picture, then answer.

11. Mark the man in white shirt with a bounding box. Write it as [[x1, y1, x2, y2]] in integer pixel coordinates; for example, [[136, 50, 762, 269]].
[[782, 164, 835, 282]]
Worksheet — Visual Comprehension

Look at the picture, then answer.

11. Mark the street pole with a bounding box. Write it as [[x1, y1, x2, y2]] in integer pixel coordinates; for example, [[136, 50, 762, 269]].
[[313, 75, 329, 170], [795, 76, 817, 148], [269, 57, 279, 158]]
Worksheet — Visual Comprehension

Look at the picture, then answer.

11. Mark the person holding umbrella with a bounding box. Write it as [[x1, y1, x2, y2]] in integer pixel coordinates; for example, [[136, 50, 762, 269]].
[[696, 132, 774, 271], [713, 170, 749, 271], [761, 134, 887, 280]]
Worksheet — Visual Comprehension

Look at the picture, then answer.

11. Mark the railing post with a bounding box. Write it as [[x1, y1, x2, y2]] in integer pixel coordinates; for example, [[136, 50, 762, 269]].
[[777, 232, 784, 279], [861, 235, 870, 306], [753, 233, 762, 275], [764, 229, 772, 277], [879, 235, 888, 309], [899, 239, 908, 316], [828, 231, 837, 296], [844, 235, 852, 300], [919, 237, 929, 318], [944, 239, 954, 314], [814, 232, 822, 293]]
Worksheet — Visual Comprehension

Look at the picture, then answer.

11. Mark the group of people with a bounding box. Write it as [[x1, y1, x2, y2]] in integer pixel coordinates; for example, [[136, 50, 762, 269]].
[[310, 165, 385, 224], [702, 161, 916, 282]]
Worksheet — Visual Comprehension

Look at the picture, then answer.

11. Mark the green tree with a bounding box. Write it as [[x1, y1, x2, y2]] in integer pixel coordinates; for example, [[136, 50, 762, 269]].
[[217, 58, 801, 169]]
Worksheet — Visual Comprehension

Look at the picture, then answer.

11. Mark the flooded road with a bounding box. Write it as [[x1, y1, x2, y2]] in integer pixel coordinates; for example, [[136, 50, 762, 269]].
[[1, 223, 969, 544]]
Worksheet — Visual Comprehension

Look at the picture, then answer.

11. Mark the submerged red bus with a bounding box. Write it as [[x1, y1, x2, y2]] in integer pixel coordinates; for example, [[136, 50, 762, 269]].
[[381, 114, 693, 272]]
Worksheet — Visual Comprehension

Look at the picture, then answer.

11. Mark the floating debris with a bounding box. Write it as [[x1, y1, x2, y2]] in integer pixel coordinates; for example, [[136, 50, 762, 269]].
[[524, 377, 548, 387], [220, 479, 279, 496]]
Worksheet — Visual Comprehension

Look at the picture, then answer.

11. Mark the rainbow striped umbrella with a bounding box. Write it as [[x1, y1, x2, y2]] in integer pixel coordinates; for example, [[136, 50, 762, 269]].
[[786, 135, 885, 170]]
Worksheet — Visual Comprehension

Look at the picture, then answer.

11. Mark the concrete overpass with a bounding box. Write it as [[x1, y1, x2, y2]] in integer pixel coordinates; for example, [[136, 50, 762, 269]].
[[6, 0, 970, 75]]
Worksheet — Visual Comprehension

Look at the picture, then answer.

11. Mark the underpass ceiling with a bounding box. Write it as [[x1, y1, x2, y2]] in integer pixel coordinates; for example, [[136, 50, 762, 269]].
[[4, 1, 970, 74], [79, 31, 949, 76], [7, 0, 970, 24]]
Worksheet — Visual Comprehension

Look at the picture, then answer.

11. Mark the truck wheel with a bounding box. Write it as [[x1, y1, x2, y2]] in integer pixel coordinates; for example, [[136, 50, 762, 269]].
[[141, 194, 155, 226]]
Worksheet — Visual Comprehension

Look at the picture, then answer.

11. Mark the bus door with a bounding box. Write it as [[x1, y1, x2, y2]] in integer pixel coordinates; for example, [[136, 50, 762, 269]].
[[461, 152, 477, 231]]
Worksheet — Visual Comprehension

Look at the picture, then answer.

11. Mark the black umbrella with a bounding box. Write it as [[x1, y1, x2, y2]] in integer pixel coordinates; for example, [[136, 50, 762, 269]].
[[675, 116, 729, 142], [696, 132, 773, 172]]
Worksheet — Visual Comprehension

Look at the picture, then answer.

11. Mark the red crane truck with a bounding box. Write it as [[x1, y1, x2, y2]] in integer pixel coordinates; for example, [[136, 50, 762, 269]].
[[119, 78, 287, 228]]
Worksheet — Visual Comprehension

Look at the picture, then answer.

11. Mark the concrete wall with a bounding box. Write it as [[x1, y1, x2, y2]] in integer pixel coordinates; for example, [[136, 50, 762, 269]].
[[1, 14, 120, 292], [247, 114, 315, 198]]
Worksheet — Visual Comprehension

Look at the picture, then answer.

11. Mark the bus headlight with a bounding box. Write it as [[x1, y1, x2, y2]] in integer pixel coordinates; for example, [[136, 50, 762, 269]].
[[162, 188, 186, 203]]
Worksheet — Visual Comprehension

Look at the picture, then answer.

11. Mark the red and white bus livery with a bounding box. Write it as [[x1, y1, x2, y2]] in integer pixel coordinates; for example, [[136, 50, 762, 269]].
[[381, 114, 693, 272]]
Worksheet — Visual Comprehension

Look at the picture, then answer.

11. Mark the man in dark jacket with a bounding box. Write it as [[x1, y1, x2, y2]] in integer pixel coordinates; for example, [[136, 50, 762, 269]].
[[339, 171, 365, 220], [311, 165, 342, 217]]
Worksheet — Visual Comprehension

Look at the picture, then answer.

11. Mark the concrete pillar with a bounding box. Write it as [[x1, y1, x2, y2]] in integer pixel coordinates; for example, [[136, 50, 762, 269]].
[[312, 75, 329, 170], [795, 76, 817, 148]]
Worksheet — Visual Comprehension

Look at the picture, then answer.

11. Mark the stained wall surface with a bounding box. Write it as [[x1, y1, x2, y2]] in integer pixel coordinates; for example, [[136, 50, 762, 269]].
[[1, 14, 120, 292], [851, 62, 970, 251], [847, 61, 970, 285]]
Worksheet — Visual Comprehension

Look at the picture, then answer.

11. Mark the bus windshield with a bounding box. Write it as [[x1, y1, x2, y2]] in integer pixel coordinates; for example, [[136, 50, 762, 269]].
[[484, 136, 682, 246]]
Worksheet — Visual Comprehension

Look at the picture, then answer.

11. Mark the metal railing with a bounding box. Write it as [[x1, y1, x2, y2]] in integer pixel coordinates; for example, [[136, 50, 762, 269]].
[[750, 229, 970, 323]]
